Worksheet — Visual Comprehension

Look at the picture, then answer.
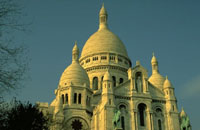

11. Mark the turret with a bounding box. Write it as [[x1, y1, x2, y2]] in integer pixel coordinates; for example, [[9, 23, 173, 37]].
[[163, 76, 180, 130], [53, 90, 64, 129], [102, 70, 114, 106], [163, 76, 175, 100], [54, 95, 64, 117]]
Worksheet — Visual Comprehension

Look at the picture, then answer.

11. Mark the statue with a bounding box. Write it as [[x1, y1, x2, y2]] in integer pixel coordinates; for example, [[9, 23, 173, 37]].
[[112, 110, 121, 129], [180, 108, 192, 130], [136, 76, 142, 92], [180, 116, 191, 130]]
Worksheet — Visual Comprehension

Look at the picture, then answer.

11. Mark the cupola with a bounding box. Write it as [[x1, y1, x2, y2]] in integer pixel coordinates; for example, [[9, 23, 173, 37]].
[[59, 42, 90, 87], [148, 53, 165, 89]]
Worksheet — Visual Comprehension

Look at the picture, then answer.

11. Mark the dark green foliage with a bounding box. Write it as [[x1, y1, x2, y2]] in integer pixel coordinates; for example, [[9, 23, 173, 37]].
[[0, 99, 49, 130]]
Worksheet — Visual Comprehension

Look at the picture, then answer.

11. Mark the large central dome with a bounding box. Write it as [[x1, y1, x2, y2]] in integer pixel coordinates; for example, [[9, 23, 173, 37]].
[[81, 28, 128, 58], [80, 4, 129, 60]]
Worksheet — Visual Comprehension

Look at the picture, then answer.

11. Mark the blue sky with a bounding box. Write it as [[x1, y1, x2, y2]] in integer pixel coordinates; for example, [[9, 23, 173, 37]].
[[5, 0, 200, 129]]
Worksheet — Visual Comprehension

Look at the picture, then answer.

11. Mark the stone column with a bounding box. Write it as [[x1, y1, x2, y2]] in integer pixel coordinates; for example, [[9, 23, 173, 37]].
[[107, 53, 109, 63], [134, 111, 138, 130], [69, 87, 73, 105], [83, 89, 87, 107], [146, 78, 149, 92], [98, 76, 101, 90], [131, 109, 135, 130], [115, 55, 118, 63], [146, 109, 151, 130], [150, 112, 154, 130]]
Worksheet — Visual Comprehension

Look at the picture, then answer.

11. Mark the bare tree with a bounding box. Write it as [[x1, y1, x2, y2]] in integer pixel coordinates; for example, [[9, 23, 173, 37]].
[[0, 0, 29, 95]]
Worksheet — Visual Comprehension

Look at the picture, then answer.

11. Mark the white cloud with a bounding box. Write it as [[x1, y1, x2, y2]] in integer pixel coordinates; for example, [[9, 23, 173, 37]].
[[180, 75, 200, 99]]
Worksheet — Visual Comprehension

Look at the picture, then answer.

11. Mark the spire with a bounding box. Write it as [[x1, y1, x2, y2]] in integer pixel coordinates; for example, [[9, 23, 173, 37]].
[[99, 3, 108, 30], [72, 41, 79, 62], [151, 52, 159, 74]]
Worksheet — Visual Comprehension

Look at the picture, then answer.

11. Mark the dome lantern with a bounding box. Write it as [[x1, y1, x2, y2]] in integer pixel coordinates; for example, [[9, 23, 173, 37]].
[[151, 52, 159, 74], [99, 3, 108, 30], [148, 53, 165, 89], [72, 41, 79, 62]]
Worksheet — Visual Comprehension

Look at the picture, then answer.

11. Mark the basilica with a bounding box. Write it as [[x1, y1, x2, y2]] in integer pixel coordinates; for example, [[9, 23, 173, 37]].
[[38, 4, 192, 130]]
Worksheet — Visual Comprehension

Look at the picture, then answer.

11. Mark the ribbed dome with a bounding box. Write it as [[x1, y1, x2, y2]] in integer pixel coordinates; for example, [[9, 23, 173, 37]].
[[80, 4, 129, 59], [59, 43, 89, 87], [81, 28, 129, 59], [148, 73, 165, 89], [59, 61, 89, 87]]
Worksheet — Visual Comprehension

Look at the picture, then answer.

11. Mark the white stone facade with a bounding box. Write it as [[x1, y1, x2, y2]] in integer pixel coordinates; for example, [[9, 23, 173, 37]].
[[37, 4, 191, 130]]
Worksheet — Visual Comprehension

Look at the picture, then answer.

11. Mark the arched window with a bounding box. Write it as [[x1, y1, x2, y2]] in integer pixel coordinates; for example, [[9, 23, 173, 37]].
[[112, 76, 116, 87], [119, 105, 126, 130], [156, 108, 162, 115], [119, 78, 124, 84], [74, 93, 77, 104], [138, 103, 146, 126], [155, 108, 163, 130], [65, 94, 68, 104], [61, 94, 64, 104], [78, 93, 81, 104], [93, 77, 98, 90], [158, 119, 162, 130], [121, 116, 125, 130], [119, 104, 126, 110]]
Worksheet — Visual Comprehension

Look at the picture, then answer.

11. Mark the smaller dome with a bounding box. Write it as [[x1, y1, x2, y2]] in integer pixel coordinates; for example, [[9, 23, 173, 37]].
[[59, 43, 89, 87], [163, 76, 173, 88], [148, 73, 165, 89], [59, 61, 89, 87], [103, 70, 112, 81]]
